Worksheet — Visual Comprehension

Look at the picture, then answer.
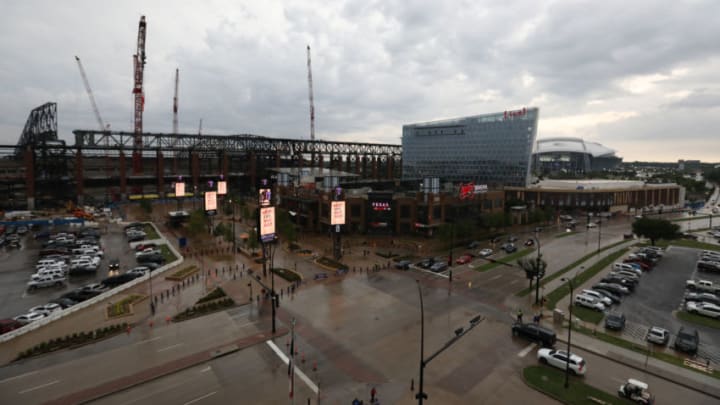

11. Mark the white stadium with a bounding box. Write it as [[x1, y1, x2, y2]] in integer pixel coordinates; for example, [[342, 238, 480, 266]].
[[532, 137, 622, 175]]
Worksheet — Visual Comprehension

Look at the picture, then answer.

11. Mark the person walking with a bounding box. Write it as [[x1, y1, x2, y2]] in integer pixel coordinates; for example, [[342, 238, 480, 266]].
[[371, 387, 377, 402], [516, 308, 523, 323]]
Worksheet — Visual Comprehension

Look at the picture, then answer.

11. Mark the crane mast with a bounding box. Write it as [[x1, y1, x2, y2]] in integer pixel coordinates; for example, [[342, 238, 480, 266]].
[[74, 56, 107, 132], [173, 68, 179, 134], [307, 45, 315, 141], [132, 15, 147, 174]]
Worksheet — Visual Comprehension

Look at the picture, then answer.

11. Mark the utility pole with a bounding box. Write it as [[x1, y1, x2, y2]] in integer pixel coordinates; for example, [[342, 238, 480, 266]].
[[172, 68, 179, 134], [132, 15, 147, 175], [306, 45, 315, 141]]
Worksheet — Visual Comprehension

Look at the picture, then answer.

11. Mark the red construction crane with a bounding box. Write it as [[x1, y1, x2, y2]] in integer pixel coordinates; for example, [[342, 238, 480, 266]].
[[74, 56, 108, 132], [307, 45, 315, 141], [132, 15, 147, 174], [173, 68, 179, 134]]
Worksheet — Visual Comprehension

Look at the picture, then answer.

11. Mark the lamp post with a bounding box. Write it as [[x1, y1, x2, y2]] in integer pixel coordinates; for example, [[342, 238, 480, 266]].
[[597, 212, 602, 253], [149, 270, 154, 315], [416, 280, 484, 404], [532, 228, 543, 306], [560, 276, 576, 389]]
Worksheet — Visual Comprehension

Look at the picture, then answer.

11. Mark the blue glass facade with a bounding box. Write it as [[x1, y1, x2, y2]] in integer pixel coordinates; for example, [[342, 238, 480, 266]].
[[402, 108, 539, 187]]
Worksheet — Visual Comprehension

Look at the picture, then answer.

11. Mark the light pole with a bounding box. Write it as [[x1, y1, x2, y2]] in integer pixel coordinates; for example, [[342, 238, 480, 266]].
[[597, 212, 602, 253], [560, 276, 575, 389], [532, 228, 543, 305], [416, 280, 484, 404], [149, 270, 154, 315]]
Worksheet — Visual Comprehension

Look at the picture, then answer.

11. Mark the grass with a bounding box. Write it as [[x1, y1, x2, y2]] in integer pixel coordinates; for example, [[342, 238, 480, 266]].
[[474, 248, 534, 272], [571, 306, 605, 324], [143, 224, 160, 240], [545, 248, 629, 310], [516, 240, 631, 297], [572, 323, 720, 380], [554, 231, 578, 238], [523, 365, 630, 405], [159, 244, 178, 264], [676, 310, 720, 329], [272, 267, 302, 282], [166, 265, 198, 281], [106, 294, 145, 318]]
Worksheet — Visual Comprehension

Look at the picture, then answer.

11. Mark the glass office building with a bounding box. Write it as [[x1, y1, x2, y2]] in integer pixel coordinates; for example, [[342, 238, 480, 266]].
[[402, 108, 539, 187]]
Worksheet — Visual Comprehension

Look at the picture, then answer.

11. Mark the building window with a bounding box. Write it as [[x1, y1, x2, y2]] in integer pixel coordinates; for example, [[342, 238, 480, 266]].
[[400, 205, 410, 219]]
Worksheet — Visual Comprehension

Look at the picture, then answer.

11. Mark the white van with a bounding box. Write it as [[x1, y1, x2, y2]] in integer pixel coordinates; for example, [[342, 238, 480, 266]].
[[574, 294, 605, 311]]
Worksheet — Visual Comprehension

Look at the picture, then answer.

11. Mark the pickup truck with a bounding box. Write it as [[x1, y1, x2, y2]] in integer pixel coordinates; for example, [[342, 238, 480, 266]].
[[27, 275, 66, 290], [686, 279, 720, 294]]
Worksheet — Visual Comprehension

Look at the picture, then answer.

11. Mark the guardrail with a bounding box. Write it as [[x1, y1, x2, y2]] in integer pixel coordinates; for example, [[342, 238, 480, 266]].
[[0, 222, 184, 344]]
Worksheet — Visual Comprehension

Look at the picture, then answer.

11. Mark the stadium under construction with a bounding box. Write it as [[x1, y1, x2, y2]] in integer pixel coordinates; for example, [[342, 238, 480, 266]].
[[1, 102, 403, 210]]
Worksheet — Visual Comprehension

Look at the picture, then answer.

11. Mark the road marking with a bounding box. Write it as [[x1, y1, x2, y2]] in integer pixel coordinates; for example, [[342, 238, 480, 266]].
[[135, 336, 163, 345], [489, 274, 502, 281], [508, 280, 519, 285], [199, 366, 211, 373], [182, 391, 217, 405], [517, 343, 536, 358], [266, 340, 319, 394], [18, 380, 60, 394], [157, 343, 184, 352], [0, 370, 39, 384]]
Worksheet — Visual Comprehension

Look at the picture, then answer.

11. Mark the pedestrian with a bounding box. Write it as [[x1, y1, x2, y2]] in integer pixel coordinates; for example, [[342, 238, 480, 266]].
[[516, 308, 523, 323], [533, 313, 540, 324], [371, 387, 376, 402]]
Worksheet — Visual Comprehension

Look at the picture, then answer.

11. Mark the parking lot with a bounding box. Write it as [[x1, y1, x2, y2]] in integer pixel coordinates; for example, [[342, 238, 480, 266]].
[[0, 223, 144, 321], [603, 245, 720, 363]]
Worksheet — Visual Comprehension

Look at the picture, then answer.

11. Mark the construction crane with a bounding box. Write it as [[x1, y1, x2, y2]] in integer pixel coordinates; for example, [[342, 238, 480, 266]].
[[307, 45, 315, 141], [132, 15, 147, 174], [172, 68, 179, 134], [74, 56, 108, 132]]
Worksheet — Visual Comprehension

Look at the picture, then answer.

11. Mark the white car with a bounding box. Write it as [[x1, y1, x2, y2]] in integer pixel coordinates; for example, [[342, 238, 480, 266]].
[[580, 289, 612, 307], [478, 248, 493, 257], [135, 248, 161, 258], [537, 348, 587, 376], [127, 268, 150, 277], [646, 326, 669, 345], [686, 301, 720, 319], [14, 311, 46, 324], [574, 294, 606, 311], [29, 303, 62, 317]]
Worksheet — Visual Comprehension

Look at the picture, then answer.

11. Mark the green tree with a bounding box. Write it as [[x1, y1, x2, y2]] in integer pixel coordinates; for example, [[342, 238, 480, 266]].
[[247, 228, 259, 252], [275, 209, 297, 244], [632, 217, 680, 245], [187, 209, 208, 237], [517, 255, 547, 305], [139, 199, 153, 215]]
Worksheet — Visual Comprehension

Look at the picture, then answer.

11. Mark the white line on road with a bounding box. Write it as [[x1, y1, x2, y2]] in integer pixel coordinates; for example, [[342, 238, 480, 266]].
[[157, 343, 184, 352], [182, 391, 217, 405], [489, 274, 502, 281], [508, 280, 519, 285], [266, 341, 319, 394], [18, 380, 60, 394], [0, 370, 38, 384], [199, 366, 211, 373], [135, 336, 163, 345], [517, 343, 536, 358]]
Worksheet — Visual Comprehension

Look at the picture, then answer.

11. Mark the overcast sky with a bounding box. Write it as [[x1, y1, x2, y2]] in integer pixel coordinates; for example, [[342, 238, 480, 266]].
[[1, 0, 719, 162]]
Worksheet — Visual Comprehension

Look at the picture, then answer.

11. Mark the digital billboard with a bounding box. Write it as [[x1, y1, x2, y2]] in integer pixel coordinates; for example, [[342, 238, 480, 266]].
[[259, 188, 272, 207], [331, 201, 346, 225], [259, 206, 276, 242], [217, 181, 227, 195], [175, 182, 185, 197], [205, 191, 217, 212]]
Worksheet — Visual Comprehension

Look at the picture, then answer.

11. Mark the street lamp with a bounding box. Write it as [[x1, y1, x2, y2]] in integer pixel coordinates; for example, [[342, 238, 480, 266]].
[[560, 275, 576, 389], [416, 280, 484, 404]]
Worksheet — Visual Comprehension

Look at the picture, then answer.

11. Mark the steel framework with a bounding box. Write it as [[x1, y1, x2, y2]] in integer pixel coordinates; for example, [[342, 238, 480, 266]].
[[16, 102, 59, 154]]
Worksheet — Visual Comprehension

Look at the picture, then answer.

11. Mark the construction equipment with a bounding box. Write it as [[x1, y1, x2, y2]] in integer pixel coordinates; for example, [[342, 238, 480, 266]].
[[74, 56, 109, 132], [132, 15, 147, 174], [173, 68, 179, 134], [306, 45, 315, 141]]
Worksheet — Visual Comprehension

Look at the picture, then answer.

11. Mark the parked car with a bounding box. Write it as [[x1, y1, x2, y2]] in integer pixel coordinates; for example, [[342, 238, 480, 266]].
[[134, 243, 157, 251], [537, 348, 586, 375], [102, 272, 142, 288], [394, 260, 412, 270], [593, 283, 630, 295], [27, 275, 66, 290], [580, 289, 612, 307], [29, 303, 62, 317], [673, 327, 699, 354], [417, 258, 435, 269], [136, 248, 161, 258], [604, 312, 626, 331], [600, 277, 636, 292], [574, 294, 605, 311], [0, 318, 23, 334], [684, 292, 720, 306], [128, 268, 150, 277], [430, 262, 448, 273], [467, 241, 480, 249], [137, 253, 165, 264], [49, 297, 78, 309], [502, 243, 517, 253], [124, 222, 145, 231], [646, 326, 670, 345], [478, 248, 493, 257], [511, 323, 557, 347], [14, 312, 45, 324], [685, 301, 720, 319], [455, 254, 473, 265], [591, 288, 621, 304]]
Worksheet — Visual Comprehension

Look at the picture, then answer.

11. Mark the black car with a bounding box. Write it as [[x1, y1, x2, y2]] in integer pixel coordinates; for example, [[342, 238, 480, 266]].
[[674, 327, 699, 355], [511, 323, 557, 347], [128, 234, 146, 242], [137, 253, 165, 264], [394, 260, 412, 270], [102, 273, 142, 288], [417, 258, 436, 269], [502, 243, 517, 253], [593, 283, 629, 296], [109, 259, 120, 271], [467, 241, 480, 249], [684, 293, 720, 306], [61, 290, 89, 303], [592, 288, 621, 304], [604, 312, 626, 331], [600, 277, 636, 292], [49, 297, 78, 309]]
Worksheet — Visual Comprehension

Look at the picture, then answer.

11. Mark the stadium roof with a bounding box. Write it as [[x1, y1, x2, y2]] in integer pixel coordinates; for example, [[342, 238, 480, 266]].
[[534, 137, 618, 158]]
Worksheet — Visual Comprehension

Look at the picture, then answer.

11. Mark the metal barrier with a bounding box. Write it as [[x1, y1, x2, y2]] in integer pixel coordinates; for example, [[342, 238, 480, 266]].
[[0, 222, 184, 344]]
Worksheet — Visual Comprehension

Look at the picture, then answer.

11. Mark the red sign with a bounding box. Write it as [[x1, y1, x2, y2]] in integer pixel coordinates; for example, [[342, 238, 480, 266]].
[[503, 107, 527, 120], [371, 201, 391, 211], [459, 182, 475, 200]]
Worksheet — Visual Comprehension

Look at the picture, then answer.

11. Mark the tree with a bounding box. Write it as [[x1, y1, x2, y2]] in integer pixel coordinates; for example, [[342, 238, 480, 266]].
[[632, 217, 680, 245], [517, 255, 547, 305], [247, 228, 259, 252], [187, 209, 208, 237], [139, 199, 153, 215], [275, 209, 297, 244]]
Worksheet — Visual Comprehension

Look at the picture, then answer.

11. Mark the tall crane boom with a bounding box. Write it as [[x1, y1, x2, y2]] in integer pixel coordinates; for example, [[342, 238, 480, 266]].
[[173, 68, 179, 134], [132, 15, 147, 174], [74, 56, 107, 132], [307, 45, 315, 141]]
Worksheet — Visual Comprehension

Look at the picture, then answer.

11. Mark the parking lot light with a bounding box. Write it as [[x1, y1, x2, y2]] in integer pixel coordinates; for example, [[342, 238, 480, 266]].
[[560, 276, 575, 389]]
